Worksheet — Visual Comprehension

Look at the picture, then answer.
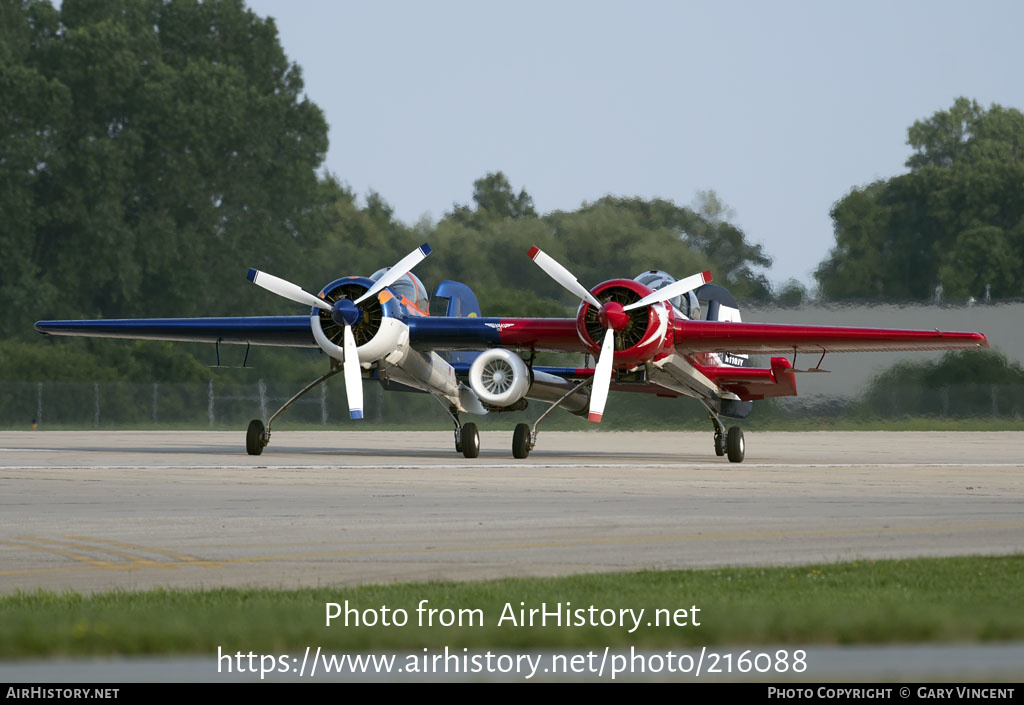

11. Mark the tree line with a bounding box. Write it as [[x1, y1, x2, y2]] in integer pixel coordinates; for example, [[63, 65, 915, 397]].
[[0, 0, 776, 347], [815, 98, 1024, 301], [2, 1, 1022, 387]]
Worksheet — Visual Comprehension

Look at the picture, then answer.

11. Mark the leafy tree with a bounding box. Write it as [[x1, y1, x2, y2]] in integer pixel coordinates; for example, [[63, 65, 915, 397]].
[[426, 183, 772, 314], [774, 278, 809, 307], [816, 98, 1024, 301], [568, 194, 773, 302], [446, 171, 537, 226], [364, 189, 395, 225], [0, 0, 332, 338]]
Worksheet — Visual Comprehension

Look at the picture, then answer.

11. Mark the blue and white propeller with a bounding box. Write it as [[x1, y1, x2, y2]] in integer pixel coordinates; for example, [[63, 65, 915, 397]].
[[247, 243, 432, 420]]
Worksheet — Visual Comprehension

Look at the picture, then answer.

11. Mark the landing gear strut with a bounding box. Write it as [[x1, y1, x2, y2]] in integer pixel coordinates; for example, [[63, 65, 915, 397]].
[[432, 395, 480, 458], [700, 399, 744, 463], [714, 429, 726, 457], [512, 377, 595, 459], [245, 362, 344, 455]]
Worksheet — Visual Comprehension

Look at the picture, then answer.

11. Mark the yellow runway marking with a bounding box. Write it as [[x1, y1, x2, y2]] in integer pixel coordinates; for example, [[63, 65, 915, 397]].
[[64, 536, 222, 568], [13, 537, 172, 570], [220, 521, 1024, 564], [3, 522, 1023, 579], [0, 540, 120, 570], [0, 566, 95, 577]]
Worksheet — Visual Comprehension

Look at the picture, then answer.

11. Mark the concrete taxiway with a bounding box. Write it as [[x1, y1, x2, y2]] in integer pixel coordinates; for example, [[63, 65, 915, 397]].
[[0, 430, 1022, 594]]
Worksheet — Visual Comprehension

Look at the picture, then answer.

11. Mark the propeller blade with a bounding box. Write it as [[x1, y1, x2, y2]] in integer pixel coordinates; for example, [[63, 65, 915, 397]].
[[623, 271, 712, 311], [527, 246, 602, 309], [342, 324, 364, 420], [354, 243, 433, 305], [247, 268, 333, 312], [588, 328, 616, 423]]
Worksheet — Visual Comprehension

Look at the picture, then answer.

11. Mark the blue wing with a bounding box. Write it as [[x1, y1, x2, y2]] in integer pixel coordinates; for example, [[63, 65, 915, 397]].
[[34, 316, 317, 348]]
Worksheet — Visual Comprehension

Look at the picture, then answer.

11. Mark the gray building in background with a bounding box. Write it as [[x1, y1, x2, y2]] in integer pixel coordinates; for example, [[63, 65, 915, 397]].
[[746, 302, 1023, 399]]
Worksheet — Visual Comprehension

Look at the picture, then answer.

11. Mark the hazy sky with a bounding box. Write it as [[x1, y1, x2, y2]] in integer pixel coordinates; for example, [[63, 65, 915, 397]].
[[246, 0, 1024, 288]]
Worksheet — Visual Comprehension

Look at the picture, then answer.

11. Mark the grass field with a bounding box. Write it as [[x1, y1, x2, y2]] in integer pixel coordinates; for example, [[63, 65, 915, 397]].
[[3, 555, 1022, 658]]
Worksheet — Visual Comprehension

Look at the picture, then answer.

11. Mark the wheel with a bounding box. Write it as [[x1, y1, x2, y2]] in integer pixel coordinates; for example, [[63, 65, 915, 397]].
[[726, 426, 744, 463], [714, 431, 726, 457], [246, 419, 266, 456], [461, 422, 480, 458], [512, 423, 531, 459]]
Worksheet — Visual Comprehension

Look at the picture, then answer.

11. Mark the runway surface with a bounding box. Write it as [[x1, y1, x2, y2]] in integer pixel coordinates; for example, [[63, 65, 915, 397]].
[[1, 430, 1022, 594]]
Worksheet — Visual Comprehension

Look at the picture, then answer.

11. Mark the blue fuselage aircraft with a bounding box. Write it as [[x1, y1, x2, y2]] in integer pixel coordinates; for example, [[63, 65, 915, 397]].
[[36, 244, 989, 462]]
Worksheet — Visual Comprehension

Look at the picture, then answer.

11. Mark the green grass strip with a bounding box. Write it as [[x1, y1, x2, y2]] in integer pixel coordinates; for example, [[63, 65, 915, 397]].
[[2, 556, 1023, 657]]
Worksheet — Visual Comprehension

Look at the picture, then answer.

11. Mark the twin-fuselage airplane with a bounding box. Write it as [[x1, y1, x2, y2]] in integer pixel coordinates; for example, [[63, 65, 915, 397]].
[[35, 244, 989, 462]]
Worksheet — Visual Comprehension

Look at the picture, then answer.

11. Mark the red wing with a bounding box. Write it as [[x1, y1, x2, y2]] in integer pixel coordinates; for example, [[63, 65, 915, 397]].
[[674, 320, 989, 354]]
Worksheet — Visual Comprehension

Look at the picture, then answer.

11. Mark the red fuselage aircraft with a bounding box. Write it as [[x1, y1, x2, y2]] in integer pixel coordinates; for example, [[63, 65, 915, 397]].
[[36, 244, 989, 462]]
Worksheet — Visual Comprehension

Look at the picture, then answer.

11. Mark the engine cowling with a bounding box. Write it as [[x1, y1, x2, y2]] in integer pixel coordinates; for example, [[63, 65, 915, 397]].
[[468, 348, 531, 407], [310, 276, 407, 364], [576, 279, 675, 366]]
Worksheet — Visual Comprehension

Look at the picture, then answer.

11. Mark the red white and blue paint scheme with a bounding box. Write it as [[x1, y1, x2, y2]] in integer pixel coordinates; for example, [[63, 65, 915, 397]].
[[35, 243, 990, 462]]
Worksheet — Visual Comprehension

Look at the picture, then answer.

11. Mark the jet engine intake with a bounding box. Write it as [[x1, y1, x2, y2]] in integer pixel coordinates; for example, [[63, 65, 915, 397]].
[[468, 348, 531, 407]]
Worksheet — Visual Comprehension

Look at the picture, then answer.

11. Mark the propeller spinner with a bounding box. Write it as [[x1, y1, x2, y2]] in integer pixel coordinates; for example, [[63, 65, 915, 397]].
[[528, 246, 710, 423], [247, 243, 432, 420]]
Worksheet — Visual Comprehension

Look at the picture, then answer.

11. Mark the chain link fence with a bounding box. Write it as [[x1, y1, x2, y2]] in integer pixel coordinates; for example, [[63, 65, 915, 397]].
[[0, 380, 404, 428], [0, 379, 1021, 429]]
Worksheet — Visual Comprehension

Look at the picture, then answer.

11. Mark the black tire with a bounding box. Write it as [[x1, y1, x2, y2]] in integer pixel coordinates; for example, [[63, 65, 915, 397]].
[[726, 426, 745, 463], [512, 423, 531, 459], [246, 419, 266, 456], [714, 431, 726, 457], [461, 422, 480, 459]]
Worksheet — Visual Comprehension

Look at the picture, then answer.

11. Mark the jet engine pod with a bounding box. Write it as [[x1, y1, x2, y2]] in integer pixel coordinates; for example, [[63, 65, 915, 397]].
[[468, 348, 531, 407]]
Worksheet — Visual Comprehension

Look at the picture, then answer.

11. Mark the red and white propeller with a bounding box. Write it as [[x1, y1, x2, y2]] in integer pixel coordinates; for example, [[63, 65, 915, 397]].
[[247, 243, 432, 420], [528, 246, 710, 422]]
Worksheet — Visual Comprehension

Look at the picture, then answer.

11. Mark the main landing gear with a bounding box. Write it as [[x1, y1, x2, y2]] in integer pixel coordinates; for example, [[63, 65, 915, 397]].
[[510, 377, 595, 459], [512, 423, 531, 459], [245, 362, 344, 456], [432, 395, 480, 458], [702, 399, 744, 463]]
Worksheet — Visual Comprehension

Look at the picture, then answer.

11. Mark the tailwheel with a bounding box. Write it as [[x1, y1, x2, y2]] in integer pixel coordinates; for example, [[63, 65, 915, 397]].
[[461, 422, 480, 458], [512, 423, 531, 459], [246, 419, 267, 456], [726, 426, 745, 463]]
